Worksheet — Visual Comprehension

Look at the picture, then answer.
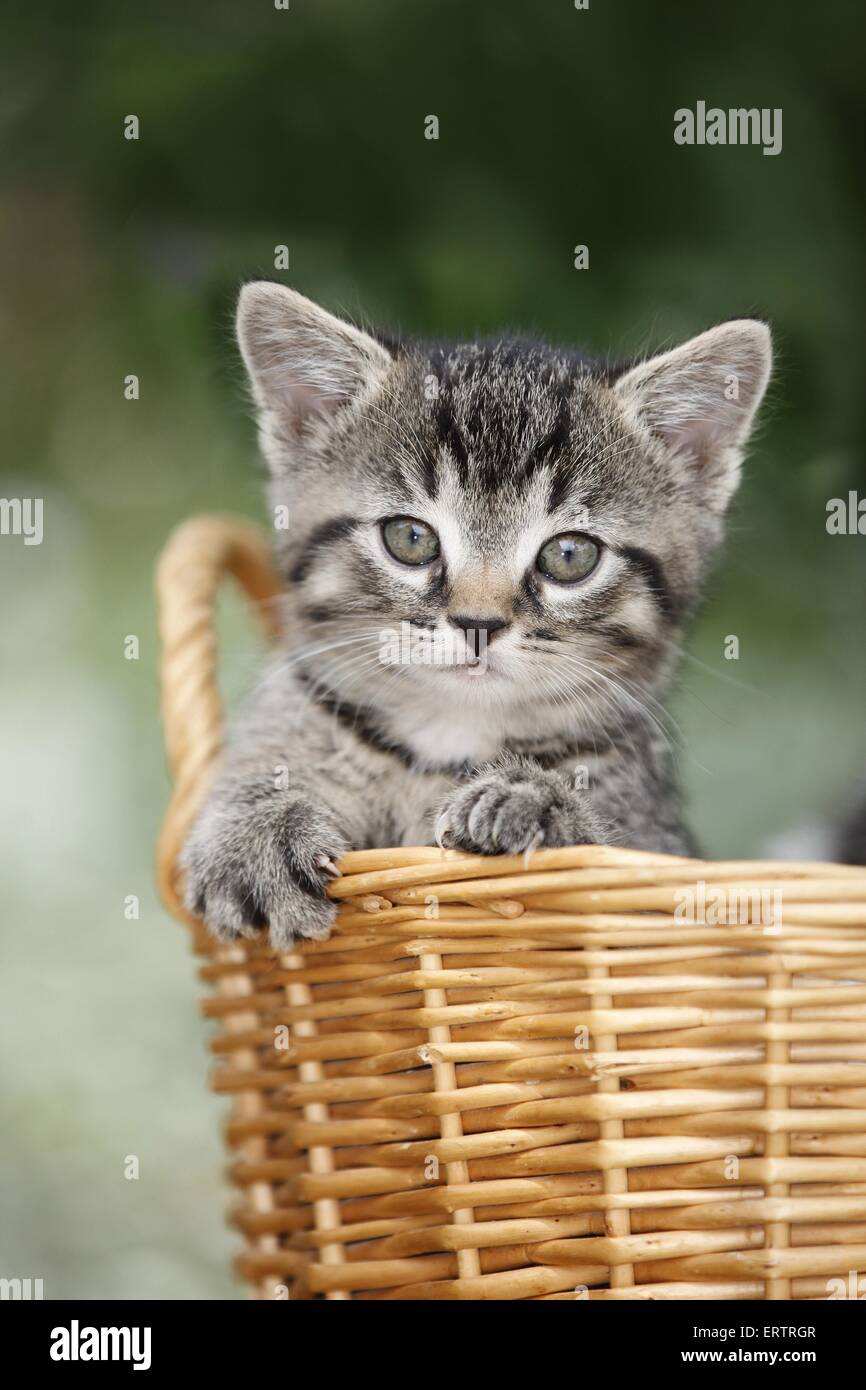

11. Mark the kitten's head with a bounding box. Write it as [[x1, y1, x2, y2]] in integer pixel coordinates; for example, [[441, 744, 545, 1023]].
[[237, 283, 771, 730]]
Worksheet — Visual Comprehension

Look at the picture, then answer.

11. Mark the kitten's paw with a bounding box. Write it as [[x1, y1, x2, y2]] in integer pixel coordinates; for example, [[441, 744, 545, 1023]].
[[437, 765, 605, 856], [182, 800, 344, 950]]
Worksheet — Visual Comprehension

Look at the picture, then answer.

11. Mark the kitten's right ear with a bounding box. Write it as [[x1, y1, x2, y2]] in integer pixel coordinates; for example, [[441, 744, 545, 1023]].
[[236, 282, 391, 434], [613, 320, 772, 511]]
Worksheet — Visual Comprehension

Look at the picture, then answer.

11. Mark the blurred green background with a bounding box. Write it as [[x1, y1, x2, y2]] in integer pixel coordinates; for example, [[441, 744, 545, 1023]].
[[1, 0, 864, 1299]]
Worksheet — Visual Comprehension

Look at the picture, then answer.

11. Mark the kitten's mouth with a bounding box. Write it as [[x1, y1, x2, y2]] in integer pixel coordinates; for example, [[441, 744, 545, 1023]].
[[439, 658, 498, 679]]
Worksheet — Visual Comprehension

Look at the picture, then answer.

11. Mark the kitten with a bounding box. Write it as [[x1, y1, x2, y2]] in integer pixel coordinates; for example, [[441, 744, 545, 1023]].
[[182, 283, 772, 947]]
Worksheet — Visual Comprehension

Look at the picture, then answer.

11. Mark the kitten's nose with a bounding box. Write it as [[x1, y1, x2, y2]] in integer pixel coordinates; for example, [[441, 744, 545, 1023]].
[[448, 614, 510, 658]]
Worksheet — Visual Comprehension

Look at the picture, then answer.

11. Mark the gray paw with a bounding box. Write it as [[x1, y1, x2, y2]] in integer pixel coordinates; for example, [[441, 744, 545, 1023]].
[[182, 795, 344, 950], [437, 764, 605, 856]]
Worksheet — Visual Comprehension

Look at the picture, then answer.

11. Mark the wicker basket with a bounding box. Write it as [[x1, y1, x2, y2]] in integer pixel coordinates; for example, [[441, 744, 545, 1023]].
[[156, 515, 866, 1301]]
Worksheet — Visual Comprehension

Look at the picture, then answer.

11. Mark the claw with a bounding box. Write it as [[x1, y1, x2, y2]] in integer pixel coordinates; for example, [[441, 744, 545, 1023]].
[[435, 811, 453, 852], [314, 852, 342, 880], [522, 828, 545, 871]]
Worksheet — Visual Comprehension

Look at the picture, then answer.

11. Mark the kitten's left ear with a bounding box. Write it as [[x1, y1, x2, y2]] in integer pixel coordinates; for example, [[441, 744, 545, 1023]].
[[614, 320, 772, 508], [236, 281, 392, 435]]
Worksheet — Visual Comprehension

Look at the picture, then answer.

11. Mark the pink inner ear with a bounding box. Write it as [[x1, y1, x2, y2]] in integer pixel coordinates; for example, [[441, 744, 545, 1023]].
[[239, 285, 393, 431], [257, 360, 350, 432], [656, 404, 732, 460], [286, 378, 345, 424], [615, 323, 771, 471]]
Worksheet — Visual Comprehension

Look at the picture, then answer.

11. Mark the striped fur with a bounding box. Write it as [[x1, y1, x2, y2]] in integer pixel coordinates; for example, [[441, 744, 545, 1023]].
[[183, 285, 772, 946]]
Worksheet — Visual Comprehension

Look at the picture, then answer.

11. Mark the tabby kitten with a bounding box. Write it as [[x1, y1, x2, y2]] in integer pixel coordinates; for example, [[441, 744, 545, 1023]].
[[182, 283, 772, 946]]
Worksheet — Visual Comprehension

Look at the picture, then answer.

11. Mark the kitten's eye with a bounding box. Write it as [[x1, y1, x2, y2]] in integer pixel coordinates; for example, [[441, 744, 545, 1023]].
[[381, 516, 440, 566], [537, 532, 600, 584]]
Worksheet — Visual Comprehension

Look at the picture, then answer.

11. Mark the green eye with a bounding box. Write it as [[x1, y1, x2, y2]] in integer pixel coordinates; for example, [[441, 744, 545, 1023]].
[[537, 532, 600, 584], [381, 516, 440, 566]]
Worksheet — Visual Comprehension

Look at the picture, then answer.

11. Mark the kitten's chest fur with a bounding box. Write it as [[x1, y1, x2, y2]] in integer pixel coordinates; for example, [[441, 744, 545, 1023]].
[[383, 696, 505, 767], [376, 685, 587, 770]]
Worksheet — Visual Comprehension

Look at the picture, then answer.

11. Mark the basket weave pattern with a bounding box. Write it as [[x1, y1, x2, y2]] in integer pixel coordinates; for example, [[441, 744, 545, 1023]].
[[158, 517, 866, 1301]]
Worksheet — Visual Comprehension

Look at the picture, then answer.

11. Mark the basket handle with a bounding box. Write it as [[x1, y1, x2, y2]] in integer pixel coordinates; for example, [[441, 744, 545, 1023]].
[[155, 515, 282, 922]]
